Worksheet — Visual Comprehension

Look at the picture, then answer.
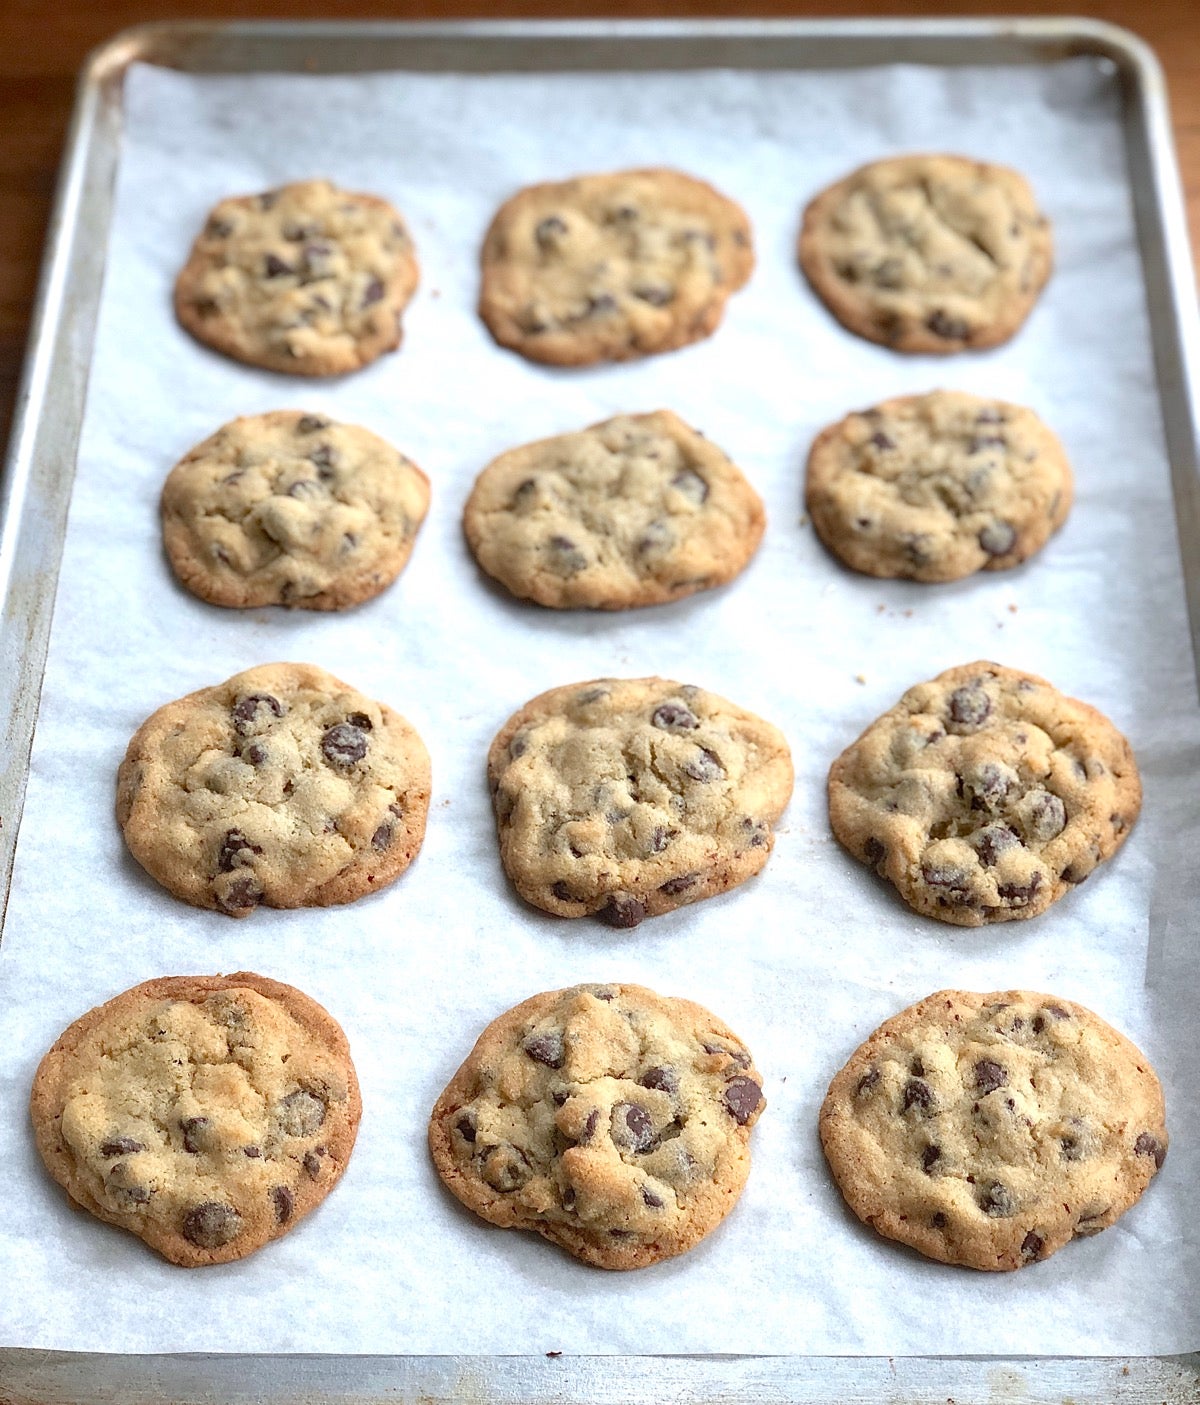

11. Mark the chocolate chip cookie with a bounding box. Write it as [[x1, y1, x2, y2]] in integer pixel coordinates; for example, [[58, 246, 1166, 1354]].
[[429, 982, 765, 1268], [819, 989, 1167, 1271], [488, 677, 793, 927], [799, 155, 1053, 353], [805, 391, 1072, 581], [162, 411, 430, 610], [827, 662, 1140, 926], [116, 663, 431, 916], [463, 411, 765, 609], [480, 168, 754, 366], [174, 179, 418, 376], [30, 972, 361, 1267]]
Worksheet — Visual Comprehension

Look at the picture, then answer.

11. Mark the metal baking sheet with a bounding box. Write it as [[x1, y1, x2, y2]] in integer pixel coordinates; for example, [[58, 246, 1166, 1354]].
[[1, 18, 1198, 1404]]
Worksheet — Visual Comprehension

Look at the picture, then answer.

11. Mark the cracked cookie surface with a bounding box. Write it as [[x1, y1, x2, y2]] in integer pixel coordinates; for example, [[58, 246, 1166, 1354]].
[[819, 989, 1167, 1271], [799, 154, 1052, 353], [116, 663, 431, 917], [827, 662, 1140, 926], [30, 972, 361, 1267], [805, 391, 1072, 582], [429, 982, 764, 1268], [174, 179, 418, 376], [487, 677, 793, 927], [162, 411, 430, 611], [464, 411, 765, 609], [479, 168, 754, 366]]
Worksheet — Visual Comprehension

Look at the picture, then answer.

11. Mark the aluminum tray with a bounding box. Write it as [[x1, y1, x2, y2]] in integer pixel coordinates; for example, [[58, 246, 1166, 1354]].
[[0, 18, 1197, 1405]]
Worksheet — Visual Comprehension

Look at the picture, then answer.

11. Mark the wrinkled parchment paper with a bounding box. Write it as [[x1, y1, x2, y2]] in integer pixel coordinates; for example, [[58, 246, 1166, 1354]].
[[0, 56, 1197, 1356]]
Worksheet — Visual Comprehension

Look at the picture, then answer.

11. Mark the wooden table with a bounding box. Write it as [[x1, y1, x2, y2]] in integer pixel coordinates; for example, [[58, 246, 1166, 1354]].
[[3, 0, 1197, 452]]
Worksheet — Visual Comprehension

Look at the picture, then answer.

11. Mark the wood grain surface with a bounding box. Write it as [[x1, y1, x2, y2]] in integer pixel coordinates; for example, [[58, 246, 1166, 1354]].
[[2, 0, 1197, 455]]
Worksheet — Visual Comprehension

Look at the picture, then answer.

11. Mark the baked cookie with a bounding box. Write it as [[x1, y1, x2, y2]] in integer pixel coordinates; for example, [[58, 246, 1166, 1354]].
[[805, 391, 1072, 582], [174, 179, 418, 376], [488, 677, 793, 927], [429, 982, 764, 1268], [827, 662, 1140, 927], [30, 972, 361, 1267], [799, 155, 1052, 353], [479, 168, 754, 366], [819, 989, 1167, 1271], [463, 411, 765, 609], [162, 411, 430, 611], [116, 663, 431, 917]]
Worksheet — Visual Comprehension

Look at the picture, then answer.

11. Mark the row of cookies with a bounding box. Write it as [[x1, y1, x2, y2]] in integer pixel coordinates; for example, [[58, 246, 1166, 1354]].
[[173, 155, 1052, 378], [160, 393, 1072, 618], [113, 660, 1138, 932], [30, 973, 1167, 1275]]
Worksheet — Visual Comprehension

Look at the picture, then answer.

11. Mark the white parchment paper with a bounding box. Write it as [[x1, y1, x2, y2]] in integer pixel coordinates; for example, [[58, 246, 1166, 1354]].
[[0, 57, 1197, 1357]]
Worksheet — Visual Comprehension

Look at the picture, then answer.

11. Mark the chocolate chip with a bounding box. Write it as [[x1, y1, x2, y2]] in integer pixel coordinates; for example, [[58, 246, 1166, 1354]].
[[286, 479, 322, 500], [634, 284, 674, 306], [272, 1186, 294, 1224], [206, 217, 233, 239], [856, 1067, 880, 1097], [362, 276, 385, 307], [244, 1145, 262, 1158], [585, 293, 617, 317], [1059, 1131, 1085, 1161], [482, 1145, 532, 1193], [614, 1103, 656, 1152], [1026, 792, 1066, 842], [968, 762, 1012, 807], [1020, 1230, 1044, 1259], [652, 701, 698, 731], [903, 1078, 934, 1113], [862, 837, 886, 869], [974, 1060, 1008, 1095], [921, 1144, 941, 1173], [180, 1116, 210, 1153], [979, 1182, 1016, 1217], [99, 1137, 144, 1157], [997, 873, 1043, 906], [551, 880, 575, 903], [574, 686, 610, 707], [868, 431, 895, 451], [370, 823, 393, 851], [639, 1066, 678, 1095], [109, 1178, 152, 1208], [295, 415, 330, 434], [979, 522, 1017, 557], [948, 683, 991, 728], [975, 826, 1020, 867], [1134, 1132, 1167, 1169], [647, 826, 670, 854], [264, 253, 293, 278], [641, 1186, 665, 1209], [455, 1114, 476, 1143], [927, 310, 969, 340], [562, 1186, 577, 1210], [931, 1211, 948, 1229], [524, 1032, 564, 1069], [310, 443, 339, 478], [684, 748, 723, 783], [535, 215, 567, 249], [322, 722, 368, 767], [658, 872, 699, 896], [216, 874, 262, 914], [671, 467, 709, 504], [724, 1076, 762, 1125], [579, 1109, 600, 1144], [602, 893, 646, 928], [182, 1202, 243, 1248], [218, 829, 262, 873], [232, 693, 284, 734], [277, 1090, 326, 1137], [871, 258, 903, 288], [303, 1150, 323, 1178], [546, 534, 587, 575], [921, 862, 970, 894]]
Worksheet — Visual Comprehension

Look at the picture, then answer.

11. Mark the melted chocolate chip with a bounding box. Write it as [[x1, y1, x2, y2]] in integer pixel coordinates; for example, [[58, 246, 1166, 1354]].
[[640, 1066, 678, 1095], [217, 874, 262, 914], [974, 1060, 1008, 1095], [232, 693, 284, 735], [948, 683, 991, 728], [601, 893, 646, 928], [615, 1103, 656, 1152], [652, 701, 698, 731], [182, 1202, 243, 1249], [979, 1182, 1016, 1217], [524, 1032, 565, 1069], [362, 277, 385, 307], [303, 1150, 323, 1178], [658, 873, 698, 896], [218, 829, 262, 873], [310, 444, 339, 477], [684, 748, 723, 783], [180, 1116, 210, 1153], [1027, 791, 1066, 842], [322, 722, 368, 767], [455, 1114, 477, 1143], [277, 1090, 326, 1137], [272, 1185, 294, 1223], [975, 825, 1021, 867], [99, 1137, 144, 1157], [724, 1076, 762, 1125], [642, 1186, 665, 1208], [634, 283, 674, 306], [997, 873, 1043, 906], [903, 1078, 934, 1114], [579, 1109, 600, 1144], [551, 880, 575, 903], [1020, 1230, 1044, 1260], [1134, 1133, 1167, 1169], [371, 823, 393, 850], [856, 1067, 880, 1097], [546, 534, 587, 575], [927, 310, 970, 340]]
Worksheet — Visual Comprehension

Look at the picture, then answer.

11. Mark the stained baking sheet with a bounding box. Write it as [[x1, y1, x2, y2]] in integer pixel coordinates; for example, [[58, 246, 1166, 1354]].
[[0, 40, 1198, 1365]]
